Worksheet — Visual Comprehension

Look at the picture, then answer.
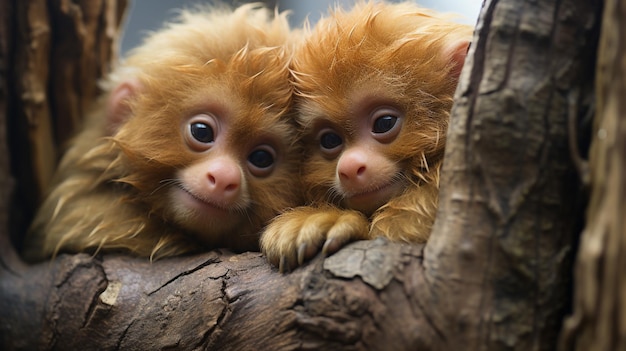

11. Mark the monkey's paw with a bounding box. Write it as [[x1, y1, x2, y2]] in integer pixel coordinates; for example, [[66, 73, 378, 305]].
[[260, 206, 370, 273]]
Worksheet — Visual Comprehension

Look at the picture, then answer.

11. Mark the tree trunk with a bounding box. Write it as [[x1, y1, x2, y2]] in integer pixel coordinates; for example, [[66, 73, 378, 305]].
[[5, 0, 128, 249], [0, 0, 608, 350], [558, 0, 626, 349]]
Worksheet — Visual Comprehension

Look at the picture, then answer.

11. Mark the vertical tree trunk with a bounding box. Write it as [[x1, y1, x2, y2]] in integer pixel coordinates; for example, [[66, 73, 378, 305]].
[[8, 0, 128, 246], [418, 0, 600, 349], [559, 0, 626, 349], [0, 0, 16, 264]]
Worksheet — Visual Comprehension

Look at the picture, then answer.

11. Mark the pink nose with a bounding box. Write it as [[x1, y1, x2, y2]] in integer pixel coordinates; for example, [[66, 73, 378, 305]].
[[205, 157, 241, 203], [337, 149, 369, 185]]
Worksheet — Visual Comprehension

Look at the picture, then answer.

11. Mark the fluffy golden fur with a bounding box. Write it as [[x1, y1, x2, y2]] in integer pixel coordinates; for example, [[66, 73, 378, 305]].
[[261, 1, 473, 271], [23, 4, 302, 261]]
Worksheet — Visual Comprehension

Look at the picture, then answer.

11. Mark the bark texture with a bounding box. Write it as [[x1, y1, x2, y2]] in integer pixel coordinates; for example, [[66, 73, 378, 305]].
[[559, 0, 626, 349], [9, 0, 127, 244], [419, 0, 600, 348], [0, 0, 608, 350]]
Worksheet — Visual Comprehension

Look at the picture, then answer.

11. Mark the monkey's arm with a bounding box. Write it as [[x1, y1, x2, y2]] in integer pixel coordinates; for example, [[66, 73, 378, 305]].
[[369, 179, 439, 243], [23, 168, 198, 262], [260, 205, 370, 272], [24, 187, 193, 261]]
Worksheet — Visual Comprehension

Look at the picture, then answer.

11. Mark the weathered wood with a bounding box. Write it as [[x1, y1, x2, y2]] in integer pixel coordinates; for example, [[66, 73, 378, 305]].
[[0, 0, 15, 260], [420, 0, 601, 349], [559, 0, 626, 349], [0, 239, 423, 350], [48, 0, 127, 145], [9, 0, 128, 240]]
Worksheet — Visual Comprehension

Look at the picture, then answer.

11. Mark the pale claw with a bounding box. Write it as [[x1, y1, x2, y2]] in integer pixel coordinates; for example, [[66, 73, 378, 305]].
[[297, 243, 307, 266], [279, 255, 289, 274]]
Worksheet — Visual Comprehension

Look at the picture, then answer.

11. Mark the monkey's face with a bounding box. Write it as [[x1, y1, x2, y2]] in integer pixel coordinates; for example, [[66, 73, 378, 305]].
[[113, 47, 302, 244], [291, 1, 467, 216], [167, 99, 299, 239], [297, 88, 426, 216]]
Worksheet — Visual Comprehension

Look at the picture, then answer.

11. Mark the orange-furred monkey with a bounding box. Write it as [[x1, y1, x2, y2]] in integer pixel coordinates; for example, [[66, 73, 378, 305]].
[[23, 4, 302, 261], [261, 1, 473, 272]]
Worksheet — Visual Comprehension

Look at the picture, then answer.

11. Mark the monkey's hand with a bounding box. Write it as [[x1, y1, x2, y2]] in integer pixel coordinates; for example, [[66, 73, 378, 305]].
[[260, 206, 370, 273]]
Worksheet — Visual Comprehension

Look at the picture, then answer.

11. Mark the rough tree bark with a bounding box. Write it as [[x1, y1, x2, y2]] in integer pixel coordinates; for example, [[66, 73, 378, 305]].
[[559, 0, 626, 349], [0, 0, 607, 350], [5, 0, 128, 249]]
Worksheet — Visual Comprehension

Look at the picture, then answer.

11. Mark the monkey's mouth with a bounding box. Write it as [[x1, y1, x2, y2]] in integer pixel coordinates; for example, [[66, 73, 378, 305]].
[[176, 185, 232, 213], [342, 180, 404, 215]]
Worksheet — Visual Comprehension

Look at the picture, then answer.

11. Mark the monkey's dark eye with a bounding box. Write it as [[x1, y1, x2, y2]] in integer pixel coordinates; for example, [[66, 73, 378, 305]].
[[184, 114, 219, 152], [248, 149, 274, 169], [247, 145, 277, 177], [320, 132, 342, 150], [190, 122, 214, 143], [372, 115, 398, 134]]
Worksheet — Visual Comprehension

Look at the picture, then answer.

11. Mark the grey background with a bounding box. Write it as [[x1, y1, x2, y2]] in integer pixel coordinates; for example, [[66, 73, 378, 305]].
[[120, 0, 483, 54]]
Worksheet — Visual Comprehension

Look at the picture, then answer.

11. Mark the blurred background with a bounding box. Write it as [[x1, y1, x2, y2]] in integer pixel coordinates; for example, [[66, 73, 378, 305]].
[[120, 0, 483, 54]]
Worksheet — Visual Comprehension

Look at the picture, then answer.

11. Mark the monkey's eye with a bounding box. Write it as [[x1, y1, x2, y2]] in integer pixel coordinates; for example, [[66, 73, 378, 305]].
[[190, 122, 214, 143], [184, 114, 219, 152], [372, 115, 398, 133], [370, 108, 403, 143], [247, 146, 276, 177], [249, 149, 273, 168], [317, 128, 343, 158], [320, 132, 342, 150]]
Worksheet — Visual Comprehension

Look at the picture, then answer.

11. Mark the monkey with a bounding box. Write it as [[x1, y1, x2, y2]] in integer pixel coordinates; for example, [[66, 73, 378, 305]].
[[260, 1, 473, 272], [22, 4, 303, 262]]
